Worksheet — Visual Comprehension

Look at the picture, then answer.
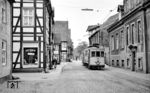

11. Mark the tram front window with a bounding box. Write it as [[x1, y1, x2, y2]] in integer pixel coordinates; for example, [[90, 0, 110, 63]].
[[96, 51, 100, 57], [101, 51, 104, 57], [91, 51, 95, 57]]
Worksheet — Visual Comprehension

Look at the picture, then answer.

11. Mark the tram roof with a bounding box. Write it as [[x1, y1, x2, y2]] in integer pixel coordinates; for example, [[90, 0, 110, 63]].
[[85, 46, 105, 51]]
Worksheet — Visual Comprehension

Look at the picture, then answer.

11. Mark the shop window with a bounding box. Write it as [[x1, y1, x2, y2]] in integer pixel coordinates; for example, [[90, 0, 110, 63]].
[[2, 40, 7, 66]]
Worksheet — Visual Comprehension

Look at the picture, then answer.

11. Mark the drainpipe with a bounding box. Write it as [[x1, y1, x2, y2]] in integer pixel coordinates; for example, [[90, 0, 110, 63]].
[[49, 16, 52, 69], [143, 8, 148, 73], [10, 1, 13, 79]]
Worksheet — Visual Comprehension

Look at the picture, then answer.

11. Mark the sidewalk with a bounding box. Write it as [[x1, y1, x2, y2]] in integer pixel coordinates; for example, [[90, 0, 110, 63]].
[[105, 65, 150, 81], [12, 62, 68, 81], [0, 62, 68, 93]]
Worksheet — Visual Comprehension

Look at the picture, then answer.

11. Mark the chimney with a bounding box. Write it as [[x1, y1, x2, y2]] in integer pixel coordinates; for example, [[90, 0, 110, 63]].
[[117, 5, 124, 20]]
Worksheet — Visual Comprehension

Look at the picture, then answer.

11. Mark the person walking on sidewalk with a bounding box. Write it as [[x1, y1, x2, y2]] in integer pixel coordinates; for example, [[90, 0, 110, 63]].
[[52, 57, 57, 69]]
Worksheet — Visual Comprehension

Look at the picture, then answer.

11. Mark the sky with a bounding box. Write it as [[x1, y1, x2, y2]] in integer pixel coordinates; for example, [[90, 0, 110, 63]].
[[51, 0, 123, 48]]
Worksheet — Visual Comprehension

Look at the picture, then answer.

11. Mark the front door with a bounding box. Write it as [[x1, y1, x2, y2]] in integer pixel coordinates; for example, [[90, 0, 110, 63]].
[[132, 51, 136, 71]]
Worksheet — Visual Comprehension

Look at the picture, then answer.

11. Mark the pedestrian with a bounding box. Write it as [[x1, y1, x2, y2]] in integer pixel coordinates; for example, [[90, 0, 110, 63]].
[[52, 58, 57, 69]]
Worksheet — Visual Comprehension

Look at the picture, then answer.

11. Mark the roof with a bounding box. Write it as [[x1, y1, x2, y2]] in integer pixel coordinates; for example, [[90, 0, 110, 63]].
[[101, 13, 119, 29], [86, 25, 100, 32], [88, 14, 118, 39], [88, 28, 100, 39]]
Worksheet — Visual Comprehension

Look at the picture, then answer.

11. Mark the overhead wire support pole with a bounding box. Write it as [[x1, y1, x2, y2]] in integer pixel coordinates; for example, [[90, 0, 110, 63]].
[[43, 0, 47, 72], [20, 0, 23, 68]]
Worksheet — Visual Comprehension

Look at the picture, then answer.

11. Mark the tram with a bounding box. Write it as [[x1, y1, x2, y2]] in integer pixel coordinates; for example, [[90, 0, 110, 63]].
[[82, 46, 105, 69]]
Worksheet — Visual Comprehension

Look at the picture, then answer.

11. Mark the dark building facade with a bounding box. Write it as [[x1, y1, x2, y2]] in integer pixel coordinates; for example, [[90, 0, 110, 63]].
[[52, 21, 73, 62], [12, 0, 54, 72], [108, 0, 150, 73], [87, 24, 100, 46], [87, 14, 119, 65]]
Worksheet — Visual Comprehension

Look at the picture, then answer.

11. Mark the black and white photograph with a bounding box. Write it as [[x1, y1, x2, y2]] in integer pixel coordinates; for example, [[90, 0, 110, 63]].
[[0, 0, 150, 93]]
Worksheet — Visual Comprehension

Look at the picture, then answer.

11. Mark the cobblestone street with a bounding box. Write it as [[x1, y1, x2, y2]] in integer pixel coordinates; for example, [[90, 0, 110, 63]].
[[0, 61, 150, 93]]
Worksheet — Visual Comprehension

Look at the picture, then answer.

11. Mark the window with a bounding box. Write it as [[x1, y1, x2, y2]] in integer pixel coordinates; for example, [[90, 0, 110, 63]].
[[101, 51, 104, 57], [117, 60, 119, 66], [138, 58, 143, 70], [122, 60, 124, 67], [111, 35, 115, 50], [2, 40, 7, 66], [61, 42, 67, 51], [120, 31, 124, 48], [137, 20, 143, 43], [116, 33, 119, 49], [96, 51, 100, 57], [127, 59, 129, 67], [2, 0, 7, 23], [22, 8, 34, 26], [112, 60, 114, 65], [91, 51, 95, 57], [131, 23, 135, 44], [126, 26, 130, 45]]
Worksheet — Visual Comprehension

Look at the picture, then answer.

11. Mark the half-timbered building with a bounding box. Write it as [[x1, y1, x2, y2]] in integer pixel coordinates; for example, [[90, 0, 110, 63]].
[[52, 21, 73, 62], [12, 0, 54, 72]]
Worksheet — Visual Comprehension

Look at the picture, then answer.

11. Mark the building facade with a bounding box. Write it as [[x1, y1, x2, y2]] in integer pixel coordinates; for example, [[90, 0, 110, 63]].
[[108, 0, 150, 73], [0, 0, 14, 83], [12, 0, 54, 72], [52, 21, 73, 62], [87, 14, 118, 65], [87, 25, 100, 46]]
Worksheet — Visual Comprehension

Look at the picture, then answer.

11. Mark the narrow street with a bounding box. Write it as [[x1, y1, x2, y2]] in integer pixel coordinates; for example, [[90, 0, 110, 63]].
[[1, 61, 150, 93], [48, 61, 150, 93]]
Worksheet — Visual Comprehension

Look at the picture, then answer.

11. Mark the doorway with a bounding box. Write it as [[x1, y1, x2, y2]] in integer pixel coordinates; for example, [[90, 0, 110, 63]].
[[132, 51, 136, 71]]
